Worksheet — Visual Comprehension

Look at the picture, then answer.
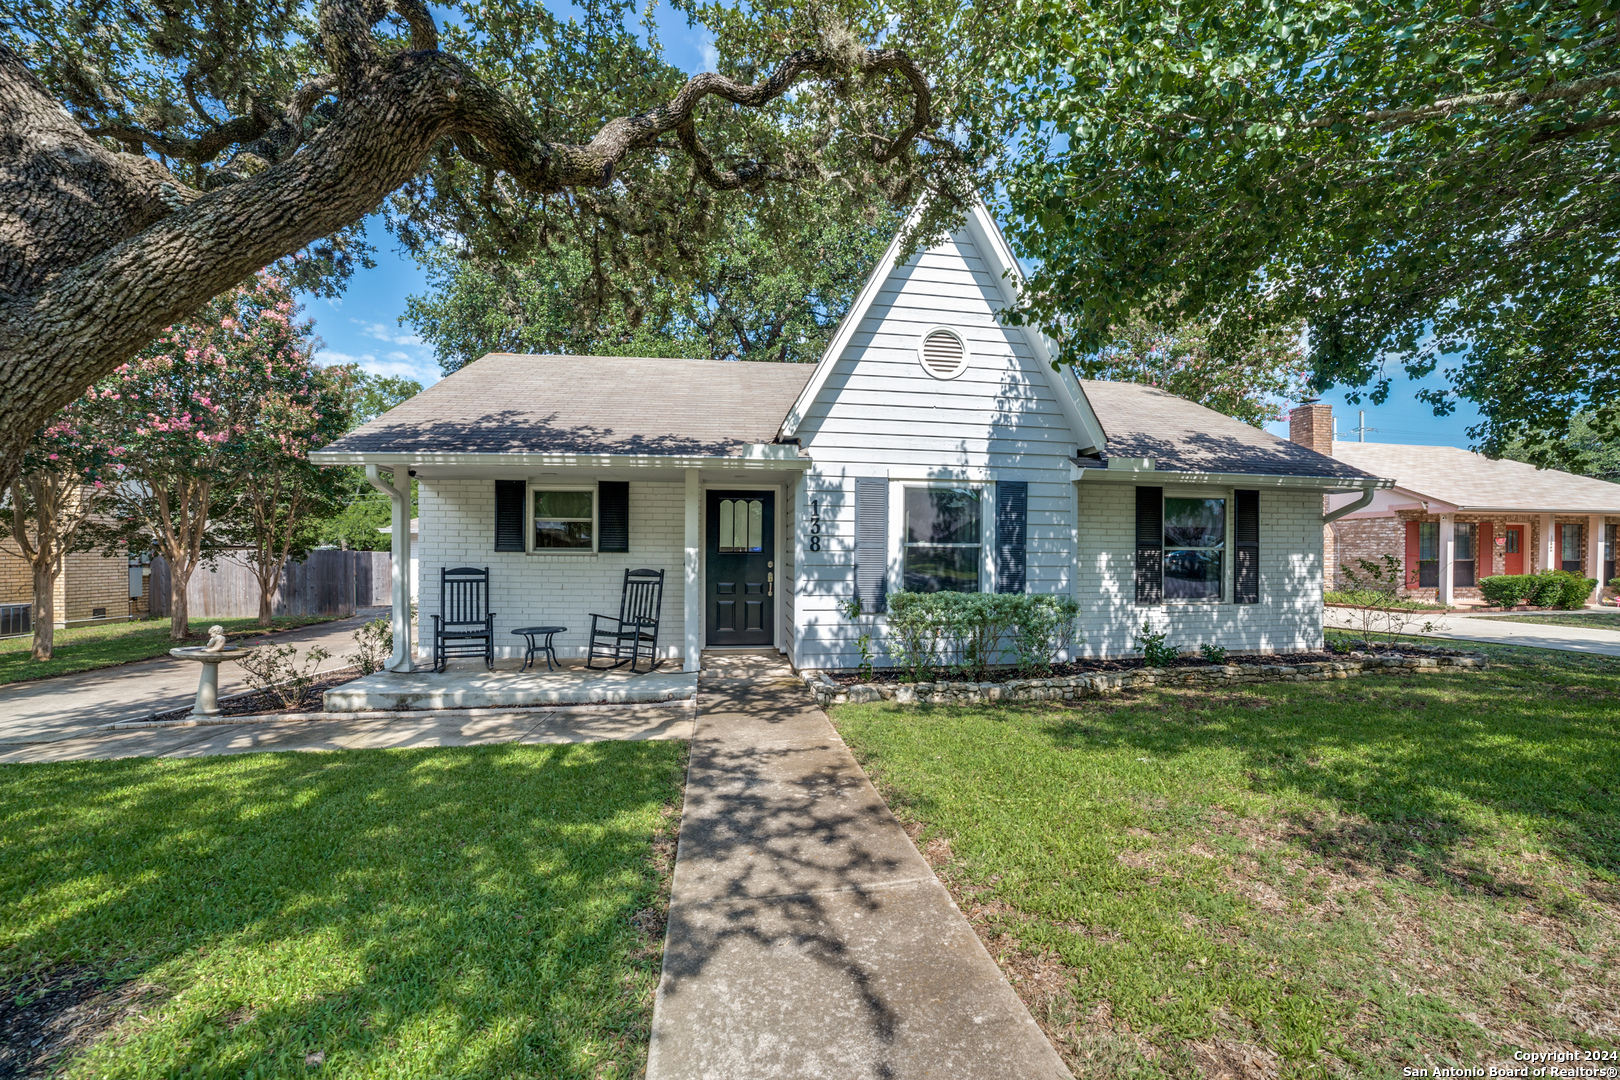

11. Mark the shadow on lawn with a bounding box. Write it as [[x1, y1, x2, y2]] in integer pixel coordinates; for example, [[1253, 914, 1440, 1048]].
[[1036, 672, 1620, 884], [0, 741, 683, 1078]]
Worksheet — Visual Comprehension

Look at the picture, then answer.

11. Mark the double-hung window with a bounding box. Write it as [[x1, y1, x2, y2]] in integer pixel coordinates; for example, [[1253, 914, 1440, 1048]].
[[530, 487, 595, 551], [1163, 496, 1226, 600], [1418, 522, 1439, 587], [1561, 523, 1584, 573], [902, 486, 982, 592]]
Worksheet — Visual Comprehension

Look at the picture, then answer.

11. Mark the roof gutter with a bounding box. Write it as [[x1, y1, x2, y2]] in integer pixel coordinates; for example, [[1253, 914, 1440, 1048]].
[[1323, 486, 1377, 525], [309, 444, 812, 470], [1070, 462, 1392, 495]]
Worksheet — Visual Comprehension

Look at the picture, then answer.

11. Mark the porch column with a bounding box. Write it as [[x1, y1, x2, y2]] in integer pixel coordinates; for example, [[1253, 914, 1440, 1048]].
[[1437, 512, 1456, 607], [1539, 513, 1556, 572], [365, 464, 413, 672], [1588, 514, 1605, 603], [684, 468, 701, 673]]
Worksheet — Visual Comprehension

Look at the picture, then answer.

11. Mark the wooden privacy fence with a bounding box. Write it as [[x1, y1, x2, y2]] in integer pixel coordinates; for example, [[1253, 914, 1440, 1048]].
[[149, 550, 391, 619]]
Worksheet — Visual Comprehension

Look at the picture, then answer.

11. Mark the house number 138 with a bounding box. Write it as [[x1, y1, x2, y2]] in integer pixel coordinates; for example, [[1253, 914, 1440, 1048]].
[[808, 498, 822, 552]]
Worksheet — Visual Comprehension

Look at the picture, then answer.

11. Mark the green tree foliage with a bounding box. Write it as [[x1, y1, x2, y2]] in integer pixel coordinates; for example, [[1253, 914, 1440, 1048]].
[[1500, 413, 1620, 482], [308, 369, 424, 552], [1088, 317, 1309, 428], [987, 0, 1620, 463], [405, 205, 898, 372]]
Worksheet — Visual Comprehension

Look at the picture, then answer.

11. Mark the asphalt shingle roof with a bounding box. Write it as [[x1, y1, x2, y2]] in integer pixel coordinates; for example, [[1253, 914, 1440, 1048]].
[[321, 354, 815, 457], [1077, 381, 1380, 480], [1330, 442, 1620, 512]]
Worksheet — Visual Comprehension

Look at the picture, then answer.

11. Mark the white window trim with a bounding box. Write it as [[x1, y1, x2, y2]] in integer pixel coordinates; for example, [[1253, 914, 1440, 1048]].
[[916, 325, 970, 381], [526, 482, 598, 555], [1160, 488, 1232, 605], [889, 479, 992, 595]]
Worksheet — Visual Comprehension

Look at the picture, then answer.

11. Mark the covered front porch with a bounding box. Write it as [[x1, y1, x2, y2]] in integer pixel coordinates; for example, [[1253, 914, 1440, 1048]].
[[338, 449, 810, 679]]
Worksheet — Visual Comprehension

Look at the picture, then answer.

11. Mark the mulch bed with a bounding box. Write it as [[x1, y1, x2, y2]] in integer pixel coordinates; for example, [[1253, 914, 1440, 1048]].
[[0, 966, 152, 1080], [827, 642, 1469, 687], [147, 666, 362, 723]]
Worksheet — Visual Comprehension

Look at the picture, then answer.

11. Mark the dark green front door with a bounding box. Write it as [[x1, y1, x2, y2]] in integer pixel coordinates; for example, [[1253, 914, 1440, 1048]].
[[706, 490, 774, 646]]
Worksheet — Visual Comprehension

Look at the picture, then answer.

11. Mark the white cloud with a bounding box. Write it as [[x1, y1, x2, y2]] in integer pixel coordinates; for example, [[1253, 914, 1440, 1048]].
[[699, 36, 718, 72], [314, 347, 436, 384], [353, 319, 426, 348]]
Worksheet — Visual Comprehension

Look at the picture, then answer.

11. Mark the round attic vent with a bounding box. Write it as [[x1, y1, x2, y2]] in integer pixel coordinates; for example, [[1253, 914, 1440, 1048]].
[[918, 328, 968, 380]]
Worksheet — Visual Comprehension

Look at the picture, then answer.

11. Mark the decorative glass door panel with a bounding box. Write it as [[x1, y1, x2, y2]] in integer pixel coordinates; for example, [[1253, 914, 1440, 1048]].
[[706, 491, 774, 646]]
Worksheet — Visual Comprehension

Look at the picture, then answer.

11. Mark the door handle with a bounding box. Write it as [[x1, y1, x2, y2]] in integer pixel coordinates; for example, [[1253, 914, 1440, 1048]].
[[767, 572, 774, 596]]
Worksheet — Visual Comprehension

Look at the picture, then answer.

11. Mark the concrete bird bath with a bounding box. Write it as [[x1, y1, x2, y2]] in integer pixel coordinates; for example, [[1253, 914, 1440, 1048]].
[[169, 625, 256, 719]]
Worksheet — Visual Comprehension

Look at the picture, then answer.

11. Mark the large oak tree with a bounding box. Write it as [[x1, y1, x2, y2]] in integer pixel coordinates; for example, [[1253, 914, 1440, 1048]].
[[988, 0, 1620, 467], [1, 0, 982, 489]]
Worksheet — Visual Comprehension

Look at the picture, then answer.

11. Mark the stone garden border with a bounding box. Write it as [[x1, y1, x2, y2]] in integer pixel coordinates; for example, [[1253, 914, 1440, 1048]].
[[803, 644, 1488, 707]]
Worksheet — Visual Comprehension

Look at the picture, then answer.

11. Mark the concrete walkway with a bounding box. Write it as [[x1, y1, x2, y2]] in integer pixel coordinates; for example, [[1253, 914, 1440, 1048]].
[[1326, 606, 1620, 657], [648, 653, 1069, 1080], [0, 612, 382, 746], [0, 703, 692, 764]]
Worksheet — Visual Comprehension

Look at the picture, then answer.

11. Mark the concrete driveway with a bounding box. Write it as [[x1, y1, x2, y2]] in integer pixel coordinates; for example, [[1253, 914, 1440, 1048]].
[[0, 612, 380, 746], [1326, 606, 1620, 657]]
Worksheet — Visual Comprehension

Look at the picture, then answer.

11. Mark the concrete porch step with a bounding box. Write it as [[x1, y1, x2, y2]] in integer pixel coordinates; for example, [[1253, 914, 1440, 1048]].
[[324, 663, 698, 712]]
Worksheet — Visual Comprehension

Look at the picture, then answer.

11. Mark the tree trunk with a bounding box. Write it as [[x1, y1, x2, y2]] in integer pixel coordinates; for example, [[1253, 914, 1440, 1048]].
[[29, 561, 55, 661], [257, 569, 277, 627], [169, 561, 192, 640]]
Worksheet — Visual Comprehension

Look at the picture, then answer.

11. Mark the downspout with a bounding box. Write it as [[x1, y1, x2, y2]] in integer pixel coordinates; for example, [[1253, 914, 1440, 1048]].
[[1322, 486, 1376, 525], [366, 464, 413, 672]]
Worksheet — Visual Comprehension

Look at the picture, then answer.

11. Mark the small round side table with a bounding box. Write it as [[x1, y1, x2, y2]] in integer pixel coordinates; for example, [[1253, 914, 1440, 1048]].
[[511, 626, 566, 672]]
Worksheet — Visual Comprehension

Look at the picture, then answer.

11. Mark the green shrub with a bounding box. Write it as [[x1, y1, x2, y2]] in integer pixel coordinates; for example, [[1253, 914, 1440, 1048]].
[[1135, 621, 1180, 667], [1555, 571, 1598, 609], [1478, 575, 1529, 609], [1526, 572, 1566, 608], [881, 591, 1081, 681], [1199, 642, 1228, 665]]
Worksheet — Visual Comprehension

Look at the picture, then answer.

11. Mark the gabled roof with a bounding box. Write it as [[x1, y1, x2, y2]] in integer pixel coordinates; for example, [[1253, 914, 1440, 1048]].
[[776, 199, 1107, 454], [316, 354, 813, 459], [1330, 442, 1620, 512], [1079, 381, 1380, 479]]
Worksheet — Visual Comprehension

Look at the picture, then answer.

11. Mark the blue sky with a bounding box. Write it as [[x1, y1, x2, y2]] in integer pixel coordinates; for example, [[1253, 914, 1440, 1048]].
[[301, 4, 1481, 451]]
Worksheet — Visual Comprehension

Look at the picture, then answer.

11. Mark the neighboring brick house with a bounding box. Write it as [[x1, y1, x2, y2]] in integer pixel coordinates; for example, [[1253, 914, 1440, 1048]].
[[1288, 404, 1620, 605], [0, 539, 134, 636]]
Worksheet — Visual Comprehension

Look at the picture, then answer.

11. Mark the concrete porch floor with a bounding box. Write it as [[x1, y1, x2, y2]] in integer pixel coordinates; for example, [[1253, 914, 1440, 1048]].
[[324, 657, 698, 712]]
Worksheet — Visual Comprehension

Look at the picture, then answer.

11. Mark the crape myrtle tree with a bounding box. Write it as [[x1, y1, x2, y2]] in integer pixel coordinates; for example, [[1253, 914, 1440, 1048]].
[[0, 0, 991, 492], [91, 273, 326, 640], [0, 400, 116, 661], [988, 0, 1620, 469], [225, 314, 353, 627]]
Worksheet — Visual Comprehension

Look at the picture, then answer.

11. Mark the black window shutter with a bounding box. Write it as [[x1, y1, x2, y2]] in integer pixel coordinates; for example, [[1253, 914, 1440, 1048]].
[[854, 478, 888, 613], [598, 481, 629, 552], [995, 481, 1028, 593], [1234, 489, 1260, 604], [1135, 486, 1163, 604], [495, 480, 525, 552]]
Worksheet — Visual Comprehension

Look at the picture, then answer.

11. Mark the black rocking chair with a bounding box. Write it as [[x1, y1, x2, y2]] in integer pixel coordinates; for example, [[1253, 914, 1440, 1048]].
[[432, 566, 495, 672], [587, 568, 665, 674]]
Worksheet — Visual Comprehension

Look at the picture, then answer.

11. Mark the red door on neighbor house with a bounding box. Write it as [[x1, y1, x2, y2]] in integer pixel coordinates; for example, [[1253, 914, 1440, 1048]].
[[1503, 525, 1524, 576]]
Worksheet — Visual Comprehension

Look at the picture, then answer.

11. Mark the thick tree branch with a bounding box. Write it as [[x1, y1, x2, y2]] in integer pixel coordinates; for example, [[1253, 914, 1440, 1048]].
[[0, 32, 937, 493]]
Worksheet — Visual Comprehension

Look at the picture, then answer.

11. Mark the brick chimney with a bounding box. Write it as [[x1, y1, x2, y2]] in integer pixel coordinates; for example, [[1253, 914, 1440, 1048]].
[[1289, 402, 1334, 456]]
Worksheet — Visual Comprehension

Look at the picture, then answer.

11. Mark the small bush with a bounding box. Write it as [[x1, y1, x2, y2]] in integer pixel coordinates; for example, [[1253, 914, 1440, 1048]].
[[880, 591, 1081, 681], [348, 617, 392, 676], [238, 643, 332, 710], [1199, 642, 1228, 665], [1136, 622, 1180, 667], [1526, 572, 1564, 608], [1478, 575, 1530, 609], [1554, 571, 1598, 609]]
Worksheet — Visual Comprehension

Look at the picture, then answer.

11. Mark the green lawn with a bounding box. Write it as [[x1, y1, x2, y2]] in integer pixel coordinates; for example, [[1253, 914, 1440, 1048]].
[[0, 742, 686, 1078], [0, 615, 342, 685], [832, 643, 1619, 1078], [1471, 610, 1620, 630]]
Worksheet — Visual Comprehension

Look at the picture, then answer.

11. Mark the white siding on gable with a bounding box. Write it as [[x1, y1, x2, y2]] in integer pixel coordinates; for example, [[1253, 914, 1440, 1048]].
[[1073, 484, 1324, 657], [416, 478, 688, 663], [794, 229, 1082, 670]]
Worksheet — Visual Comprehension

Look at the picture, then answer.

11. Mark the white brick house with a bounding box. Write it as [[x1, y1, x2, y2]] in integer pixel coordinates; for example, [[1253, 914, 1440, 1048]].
[[312, 203, 1389, 672]]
